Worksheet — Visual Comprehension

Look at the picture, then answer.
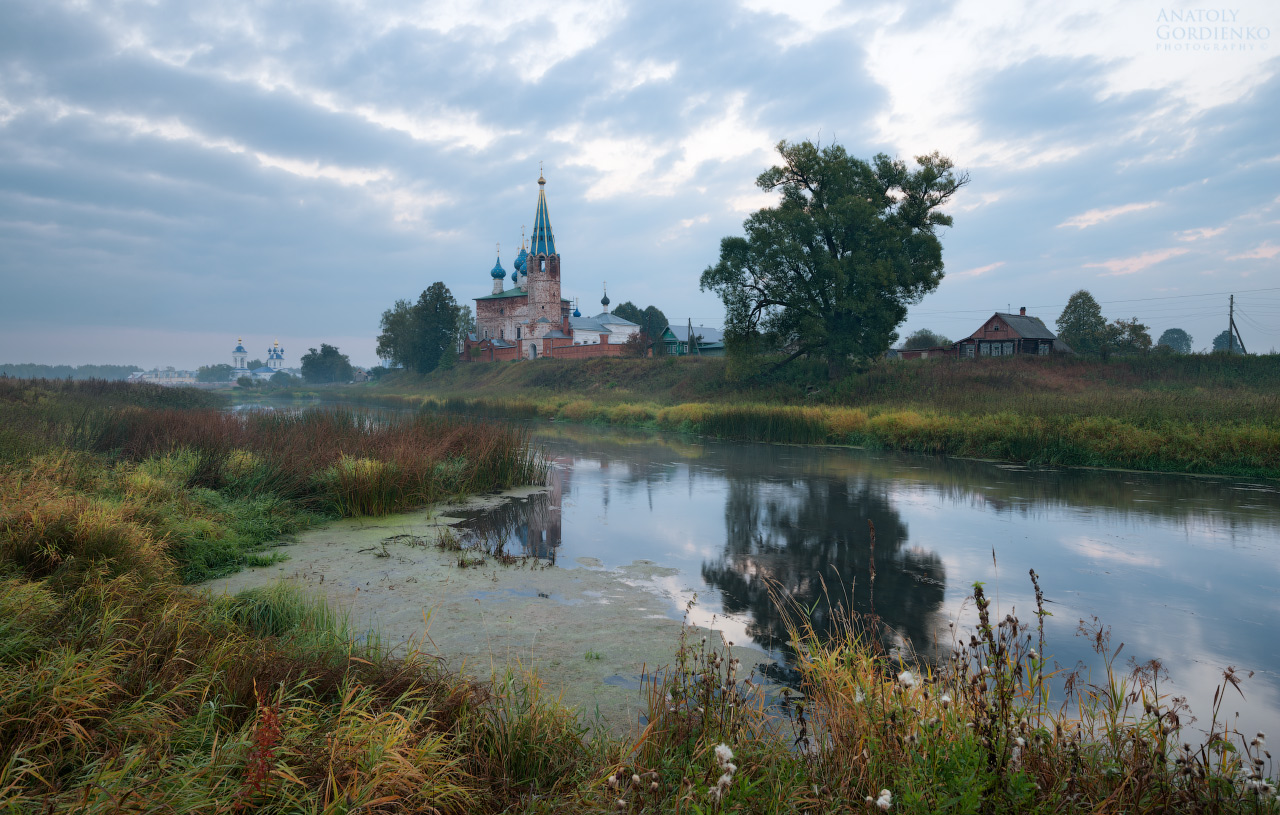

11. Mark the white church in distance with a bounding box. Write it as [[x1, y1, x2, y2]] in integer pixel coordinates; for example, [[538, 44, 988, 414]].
[[232, 338, 294, 380]]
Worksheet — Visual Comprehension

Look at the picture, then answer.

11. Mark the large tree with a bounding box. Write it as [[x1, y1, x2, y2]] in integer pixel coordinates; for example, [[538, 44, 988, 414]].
[[701, 140, 967, 378], [1056, 290, 1109, 356], [376, 282, 460, 374], [1212, 329, 1244, 354], [300, 344, 354, 384], [1110, 317, 1152, 355], [1156, 327, 1192, 354], [612, 301, 669, 352], [901, 328, 951, 351]]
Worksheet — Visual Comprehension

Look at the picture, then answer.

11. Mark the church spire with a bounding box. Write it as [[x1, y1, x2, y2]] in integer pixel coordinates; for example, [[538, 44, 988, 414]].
[[529, 168, 556, 256]]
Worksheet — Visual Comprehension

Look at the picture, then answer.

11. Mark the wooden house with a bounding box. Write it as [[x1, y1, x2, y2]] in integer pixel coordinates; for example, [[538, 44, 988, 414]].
[[952, 307, 1072, 358]]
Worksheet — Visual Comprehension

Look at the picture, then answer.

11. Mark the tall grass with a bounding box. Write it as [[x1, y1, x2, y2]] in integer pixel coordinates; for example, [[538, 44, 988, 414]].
[[335, 355, 1280, 476], [80, 405, 544, 515]]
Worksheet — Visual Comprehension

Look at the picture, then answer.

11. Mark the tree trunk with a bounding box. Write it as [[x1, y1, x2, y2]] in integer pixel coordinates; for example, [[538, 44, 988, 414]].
[[827, 355, 848, 381]]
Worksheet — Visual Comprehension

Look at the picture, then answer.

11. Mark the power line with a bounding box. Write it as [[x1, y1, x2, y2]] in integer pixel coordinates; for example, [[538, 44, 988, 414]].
[[911, 285, 1280, 316]]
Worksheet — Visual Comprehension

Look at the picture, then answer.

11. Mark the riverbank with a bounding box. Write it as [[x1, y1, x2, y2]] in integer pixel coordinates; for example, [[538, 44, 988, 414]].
[[322, 354, 1280, 479], [200, 494, 777, 734], [2, 380, 1275, 812]]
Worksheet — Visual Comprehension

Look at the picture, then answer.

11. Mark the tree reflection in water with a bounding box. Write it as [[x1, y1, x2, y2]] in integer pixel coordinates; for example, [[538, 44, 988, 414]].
[[701, 476, 947, 666]]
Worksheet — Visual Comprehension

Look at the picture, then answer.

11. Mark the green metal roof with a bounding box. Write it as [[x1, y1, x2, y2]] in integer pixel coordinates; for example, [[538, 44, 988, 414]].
[[530, 177, 556, 256], [475, 288, 529, 301]]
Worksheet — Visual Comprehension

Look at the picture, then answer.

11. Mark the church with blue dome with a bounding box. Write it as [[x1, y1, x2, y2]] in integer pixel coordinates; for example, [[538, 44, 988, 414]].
[[231, 337, 291, 380], [467, 172, 640, 361]]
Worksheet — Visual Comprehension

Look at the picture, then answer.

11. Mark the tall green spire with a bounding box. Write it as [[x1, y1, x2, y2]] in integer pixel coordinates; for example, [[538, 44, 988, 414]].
[[529, 169, 556, 256]]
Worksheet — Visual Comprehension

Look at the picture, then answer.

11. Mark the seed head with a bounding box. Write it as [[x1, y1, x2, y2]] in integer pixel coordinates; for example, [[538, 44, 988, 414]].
[[875, 789, 893, 810], [714, 743, 735, 767], [897, 670, 917, 689]]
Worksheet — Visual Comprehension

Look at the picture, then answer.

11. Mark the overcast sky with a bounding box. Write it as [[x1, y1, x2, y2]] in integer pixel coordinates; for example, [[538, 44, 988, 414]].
[[1, 0, 1278, 369]]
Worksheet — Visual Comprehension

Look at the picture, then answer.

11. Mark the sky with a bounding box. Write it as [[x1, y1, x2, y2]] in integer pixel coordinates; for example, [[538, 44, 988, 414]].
[[1, 0, 1278, 369]]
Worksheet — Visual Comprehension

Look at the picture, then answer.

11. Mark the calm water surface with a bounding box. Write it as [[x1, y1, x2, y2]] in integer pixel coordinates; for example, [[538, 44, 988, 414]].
[[457, 421, 1280, 738]]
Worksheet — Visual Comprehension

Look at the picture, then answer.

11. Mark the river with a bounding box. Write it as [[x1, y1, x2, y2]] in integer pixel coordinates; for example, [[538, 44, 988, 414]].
[[473, 420, 1280, 737], [219, 404, 1280, 738]]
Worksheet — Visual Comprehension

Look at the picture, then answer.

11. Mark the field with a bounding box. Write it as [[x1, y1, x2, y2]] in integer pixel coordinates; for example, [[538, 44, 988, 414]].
[[340, 354, 1280, 478], [1, 378, 1275, 812]]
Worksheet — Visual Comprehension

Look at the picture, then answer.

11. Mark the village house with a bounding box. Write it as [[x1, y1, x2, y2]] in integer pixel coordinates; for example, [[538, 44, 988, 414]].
[[661, 324, 726, 356], [895, 307, 1073, 360]]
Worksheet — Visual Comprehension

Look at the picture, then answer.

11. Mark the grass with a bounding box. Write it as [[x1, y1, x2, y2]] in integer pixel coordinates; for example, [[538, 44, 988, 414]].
[[2, 378, 1275, 812], [1, 379, 544, 583], [338, 354, 1280, 478]]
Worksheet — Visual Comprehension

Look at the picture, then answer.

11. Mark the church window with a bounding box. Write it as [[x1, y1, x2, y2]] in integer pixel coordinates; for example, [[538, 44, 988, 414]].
[[517, 327, 521, 339]]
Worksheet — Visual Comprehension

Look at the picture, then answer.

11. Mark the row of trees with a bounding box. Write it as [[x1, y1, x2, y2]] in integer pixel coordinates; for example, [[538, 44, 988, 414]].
[[376, 282, 474, 374], [1057, 290, 1241, 356], [0, 363, 140, 380], [612, 301, 669, 355], [1055, 291, 1155, 356]]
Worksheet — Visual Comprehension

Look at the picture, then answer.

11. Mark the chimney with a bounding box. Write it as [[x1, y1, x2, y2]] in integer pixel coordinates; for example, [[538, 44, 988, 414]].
[[1019, 306, 1026, 316]]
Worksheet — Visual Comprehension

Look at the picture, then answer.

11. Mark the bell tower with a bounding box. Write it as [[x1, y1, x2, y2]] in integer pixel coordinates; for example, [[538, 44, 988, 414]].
[[526, 168, 561, 322]]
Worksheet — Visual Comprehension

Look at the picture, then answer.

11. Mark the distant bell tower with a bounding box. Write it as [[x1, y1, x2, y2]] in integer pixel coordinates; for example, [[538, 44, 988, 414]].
[[232, 337, 247, 371]]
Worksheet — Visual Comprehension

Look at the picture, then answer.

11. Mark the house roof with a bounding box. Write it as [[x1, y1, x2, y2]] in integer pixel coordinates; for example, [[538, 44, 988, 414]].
[[569, 315, 611, 333], [663, 325, 724, 343], [986, 312, 1058, 340], [476, 288, 528, 301], [594, 312, 639, 327]]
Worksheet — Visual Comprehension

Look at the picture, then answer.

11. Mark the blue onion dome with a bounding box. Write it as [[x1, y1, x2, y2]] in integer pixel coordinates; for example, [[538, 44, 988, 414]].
[[600, 292, 610, 307], [514, 246, 528, 273], [234, 337, 246, 353], [490, 255, 505, 279], [511, 269, 518, 283], [573, 305, 581, 317]]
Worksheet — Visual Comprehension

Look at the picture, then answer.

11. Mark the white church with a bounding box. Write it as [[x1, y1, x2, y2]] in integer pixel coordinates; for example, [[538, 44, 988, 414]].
[[232, 338, 295, 380]]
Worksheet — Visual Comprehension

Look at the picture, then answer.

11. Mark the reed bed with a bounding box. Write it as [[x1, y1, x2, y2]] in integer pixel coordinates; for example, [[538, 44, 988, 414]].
[[1, 381, 545, 584]]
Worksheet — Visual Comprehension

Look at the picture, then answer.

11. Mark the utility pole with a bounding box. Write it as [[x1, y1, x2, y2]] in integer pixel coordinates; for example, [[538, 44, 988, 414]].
[[1229, 295, 1248, 354]]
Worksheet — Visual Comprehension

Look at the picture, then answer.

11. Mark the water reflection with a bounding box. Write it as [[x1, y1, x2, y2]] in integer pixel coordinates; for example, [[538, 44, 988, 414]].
[[702, 477, 946, 660], [457, 480, 564, 562]]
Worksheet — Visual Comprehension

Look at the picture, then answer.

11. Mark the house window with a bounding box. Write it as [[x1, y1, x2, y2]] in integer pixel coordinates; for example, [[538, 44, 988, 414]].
[[1003, 342, 1014, 355], [1038, 342, 1050, 355], [980, 342, 991, 356]]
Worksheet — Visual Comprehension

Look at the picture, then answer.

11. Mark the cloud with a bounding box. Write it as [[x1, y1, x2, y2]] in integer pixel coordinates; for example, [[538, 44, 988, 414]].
[[1175, 226, 1227, 241], [1227, 241, 1280, 260], [1058, 201, 1160, 229], [1, 0, 1279, 368], [1086, 247, 1190, 276], [950, 261, 1005, 279]]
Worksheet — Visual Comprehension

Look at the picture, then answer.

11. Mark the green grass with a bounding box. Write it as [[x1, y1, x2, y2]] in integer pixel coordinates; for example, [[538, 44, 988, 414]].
[[337, 354, 1280, 477]]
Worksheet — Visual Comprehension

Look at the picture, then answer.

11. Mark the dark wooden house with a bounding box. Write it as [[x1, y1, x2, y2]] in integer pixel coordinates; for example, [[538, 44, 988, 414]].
[[952, 307, 1073, 358]]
